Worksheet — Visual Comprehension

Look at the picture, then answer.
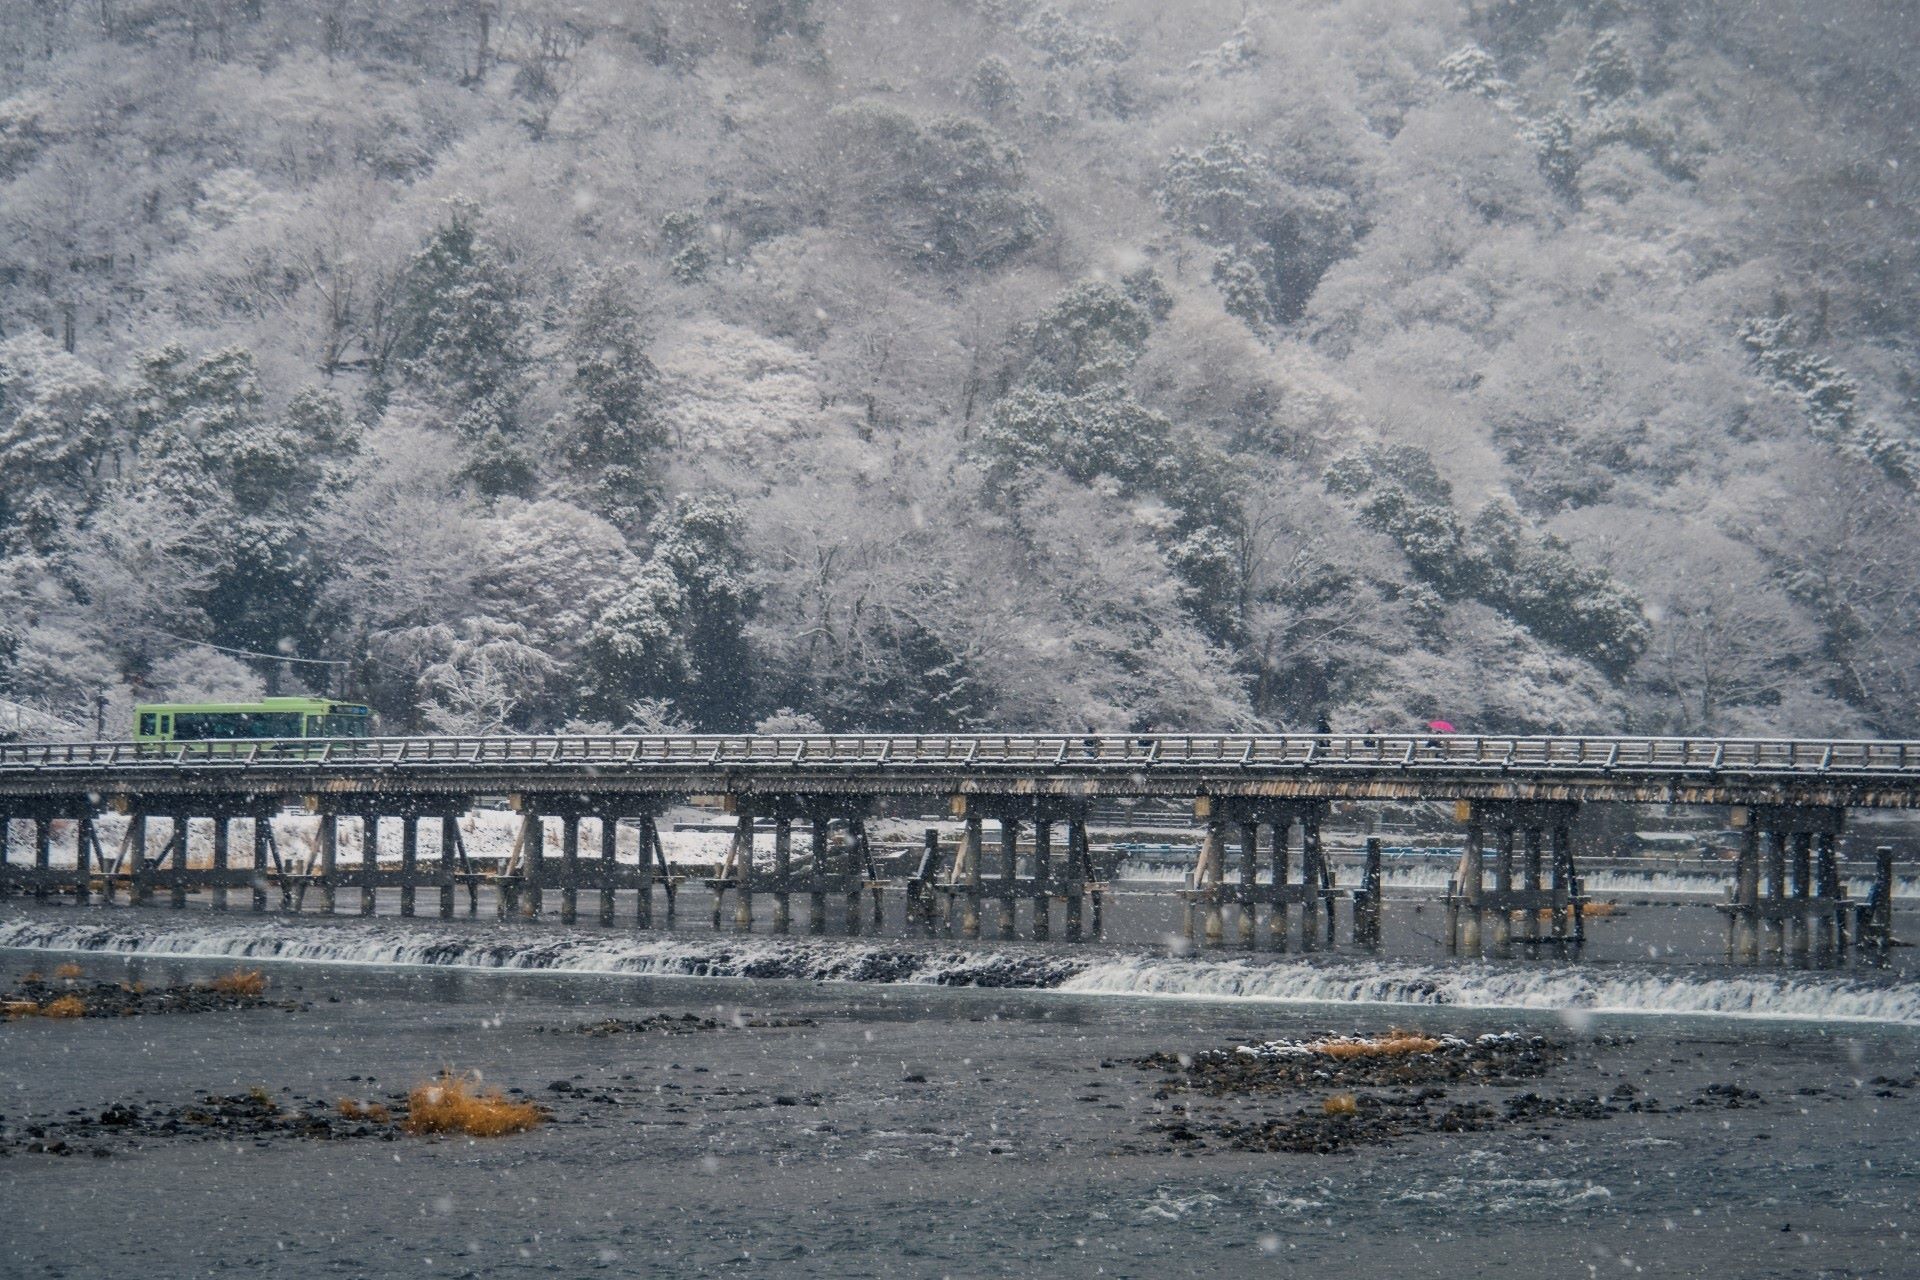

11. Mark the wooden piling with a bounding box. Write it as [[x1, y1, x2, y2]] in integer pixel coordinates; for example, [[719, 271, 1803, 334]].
[[1459, 818, 1483, 956], [654, 820, 676, 923], [211, 815, 229, 912], [636, 813, 656, 928], [1031, 819, 1051, 941], [129, 814, 149, 906], [1300, 814, 1322, 952], [1868, 844, 1895, 952], [1358, 837, 1383, 950], [1522, 827, 1542, 944], [1312, 812, 1335, 944], [809, 817, 828, 935], [998, 817, 1019, 940], [1789, 830, 1811, 962], [1202, 818, 1226, 945], [1812, 831, 1838, 961], [599, 817, 618, 926], [1269, 819, 1290, 951], [440, 816, 458, 920], [1237, 821, 1259, 947], [1064, 819, 1087, 943], [1764, 827, 1786, 960], [734, 811, 755, 932], [400, 816, 419, 918], [168, 820, 187, 909], [318, 813, 337, 914], [74, 812, 93, 906], [846, 817, 868, 936], [1490, 825, 1514, 958], [550, 813, 577, 924], [251, 816, 270, 913], [1552, 823, 1575, 946], [30, 816, 50, 905], [520, 812, 543, 920], [773, 814, 793, 933], [1731, 821, 1759, 960], [960, 812, 982, 939], [361, 815, 380, 917]]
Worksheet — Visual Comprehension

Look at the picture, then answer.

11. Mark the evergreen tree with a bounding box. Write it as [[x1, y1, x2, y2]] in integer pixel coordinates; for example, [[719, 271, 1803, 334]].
[[389, 206, 534, 495], [648, 495, 755, 729], [554, 270, 666, 534], [578, 563, 691, 722], [0, 335, 118, 554]]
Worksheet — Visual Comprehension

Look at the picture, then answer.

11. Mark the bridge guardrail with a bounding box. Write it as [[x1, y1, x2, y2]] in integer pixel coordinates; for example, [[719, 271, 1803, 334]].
[[1, 733, 1917, 779]]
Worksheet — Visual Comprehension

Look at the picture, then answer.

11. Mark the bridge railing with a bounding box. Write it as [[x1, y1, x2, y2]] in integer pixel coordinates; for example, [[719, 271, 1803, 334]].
[[1, 733, 1918, 778]]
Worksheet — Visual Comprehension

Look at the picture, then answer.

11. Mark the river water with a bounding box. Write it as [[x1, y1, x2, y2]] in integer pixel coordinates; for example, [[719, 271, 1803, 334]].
[[2, 901, 1917, 1277]]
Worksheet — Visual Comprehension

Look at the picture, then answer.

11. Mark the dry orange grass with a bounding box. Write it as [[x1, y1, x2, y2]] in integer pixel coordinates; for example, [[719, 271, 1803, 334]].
[[205, 969, 267, 996], [337, 1099, 392, 1123], [40, 995, 87, 1019], [403, 1073, 545, 1138], [53, 963, 83, 980], [3, 1000, 40, 1018], [1322, 1093, 1359, 1117], [1306, 1031, 1445, 1060]]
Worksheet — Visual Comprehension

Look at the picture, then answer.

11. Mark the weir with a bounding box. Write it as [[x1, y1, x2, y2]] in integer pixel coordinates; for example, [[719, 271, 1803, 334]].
[[0, 732, 1911, 966]]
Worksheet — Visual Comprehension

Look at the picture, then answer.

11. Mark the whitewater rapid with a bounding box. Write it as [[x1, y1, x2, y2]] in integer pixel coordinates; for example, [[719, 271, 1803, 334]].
[[1116, 860, 1920, 900], [2, 913, 1915, 1028]]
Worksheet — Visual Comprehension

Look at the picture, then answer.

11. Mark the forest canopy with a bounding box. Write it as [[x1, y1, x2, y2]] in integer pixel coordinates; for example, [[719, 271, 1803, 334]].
[[2, 0, 1917, 740]]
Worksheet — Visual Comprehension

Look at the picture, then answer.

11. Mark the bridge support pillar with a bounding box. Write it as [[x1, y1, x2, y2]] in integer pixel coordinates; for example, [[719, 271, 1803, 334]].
[[30, 815, 50, 905], [998, 817, 1019, 940], [1490, 825, 1515, 959], [128, 814, 149, 907], [1726, 806, 1847, 966], [1731, 824, 1759, 960], [959, 811, 982, 939], [1192, 799, 1330, 952], [1451, 801, 1579, 959], [318, 813, 337, 914], [360, 815, 380, 917], [1813, 832, 1838, 961], [211, 815, 229, 912], [521, 810, 543, 920], [1031, 820, 1051, 941], [1200, 819, 1226, 945], [560, 813, 580, 926], [636, 814, 657, 928], [1237, 821, 1259, 947], [252, 814, 271, 914], [401, 816, 419, 919], [1355, 837, 1383, 951], [441, 817, 459, 920], [772, 813, 792, 933], [598, 817, 618, 927], [809, 812, 829, 935]]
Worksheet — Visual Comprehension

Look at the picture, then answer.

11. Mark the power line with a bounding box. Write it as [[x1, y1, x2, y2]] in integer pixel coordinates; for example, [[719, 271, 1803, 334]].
[[138, 628, 348, 669]]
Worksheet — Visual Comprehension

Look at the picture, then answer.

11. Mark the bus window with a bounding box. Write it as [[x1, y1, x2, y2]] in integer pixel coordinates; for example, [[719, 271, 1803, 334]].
[[174, 711, 304, 739], [309, 714, 372, 738], [138, 713, 157, 736]]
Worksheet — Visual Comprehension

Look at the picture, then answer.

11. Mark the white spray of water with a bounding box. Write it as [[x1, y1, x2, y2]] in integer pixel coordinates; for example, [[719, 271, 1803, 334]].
[[1116, 860, 1919, 900], [3, 914, 1916, 1026]]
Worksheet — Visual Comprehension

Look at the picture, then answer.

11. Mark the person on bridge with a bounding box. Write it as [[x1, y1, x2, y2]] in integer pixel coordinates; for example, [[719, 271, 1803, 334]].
[[1314, 712, 1333, 735]]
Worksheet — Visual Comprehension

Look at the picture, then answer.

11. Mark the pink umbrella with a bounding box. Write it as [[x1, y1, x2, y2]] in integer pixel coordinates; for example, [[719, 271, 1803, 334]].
[[1425, 720, 1456, 734]]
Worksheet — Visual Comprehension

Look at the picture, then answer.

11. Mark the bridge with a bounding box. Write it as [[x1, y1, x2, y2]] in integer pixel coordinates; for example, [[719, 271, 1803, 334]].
[[0, 732, 1909, 963]]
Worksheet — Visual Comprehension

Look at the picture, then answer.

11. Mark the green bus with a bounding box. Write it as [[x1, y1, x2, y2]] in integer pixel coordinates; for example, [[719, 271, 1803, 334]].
[[133, 697, 375, 743]]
